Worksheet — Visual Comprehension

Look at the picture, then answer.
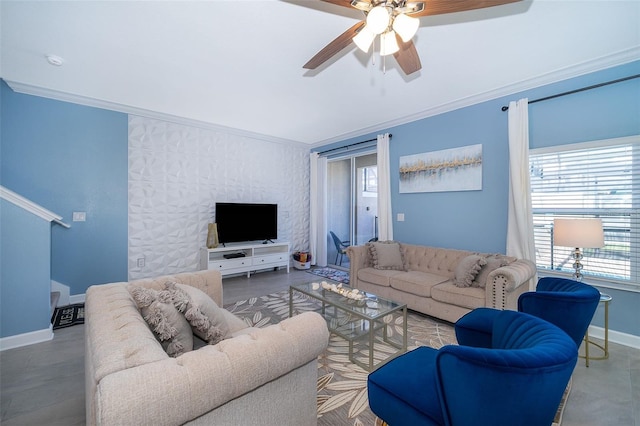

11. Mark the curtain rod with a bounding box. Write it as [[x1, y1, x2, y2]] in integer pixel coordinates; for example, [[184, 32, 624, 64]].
[[501, 74, 640, 111], [317, 134, 392, 156]]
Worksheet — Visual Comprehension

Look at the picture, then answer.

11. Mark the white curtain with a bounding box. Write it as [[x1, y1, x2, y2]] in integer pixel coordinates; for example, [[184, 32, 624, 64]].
[[506, 99, 536, 287], [377, 133, 393, 241], [309, 152, 328, 266]]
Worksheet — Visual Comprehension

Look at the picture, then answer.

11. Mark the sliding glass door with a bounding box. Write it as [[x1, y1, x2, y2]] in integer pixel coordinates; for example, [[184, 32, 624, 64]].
[[327, 152, 378, 269]]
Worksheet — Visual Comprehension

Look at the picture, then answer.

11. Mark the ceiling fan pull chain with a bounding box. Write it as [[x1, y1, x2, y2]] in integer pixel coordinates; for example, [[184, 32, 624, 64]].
[[372, 34, 377, 67]]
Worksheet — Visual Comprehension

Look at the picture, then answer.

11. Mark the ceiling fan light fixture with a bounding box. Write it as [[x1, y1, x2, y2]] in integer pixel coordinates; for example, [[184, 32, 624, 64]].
[[392, 13, 419, 42], [379, 30, 399, 56], [353, 26, 376, 52], [366, 5, 390, 35]]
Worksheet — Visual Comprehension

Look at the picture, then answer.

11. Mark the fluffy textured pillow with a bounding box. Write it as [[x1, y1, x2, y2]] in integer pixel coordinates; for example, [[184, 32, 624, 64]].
[[165, 282, 230, 344], [367, 241, 406, 271], [472, 255, 511, 288], [128, 285, 193, 357], [453, 255, 487, 288]]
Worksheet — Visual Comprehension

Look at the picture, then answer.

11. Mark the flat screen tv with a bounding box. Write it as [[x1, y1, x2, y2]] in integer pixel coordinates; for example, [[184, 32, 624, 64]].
[[215, 202, 277, 244]]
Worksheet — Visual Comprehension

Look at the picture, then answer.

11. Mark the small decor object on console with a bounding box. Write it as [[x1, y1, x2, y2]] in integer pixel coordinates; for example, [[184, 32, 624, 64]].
[[206, 223, 219, 249]]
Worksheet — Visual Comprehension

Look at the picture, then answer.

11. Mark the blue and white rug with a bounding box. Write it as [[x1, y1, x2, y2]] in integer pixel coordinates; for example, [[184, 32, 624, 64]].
[[306, 267, 350, 284]]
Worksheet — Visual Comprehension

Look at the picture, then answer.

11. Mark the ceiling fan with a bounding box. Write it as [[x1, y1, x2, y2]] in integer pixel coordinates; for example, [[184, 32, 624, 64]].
[[303, 0, 522, 75]]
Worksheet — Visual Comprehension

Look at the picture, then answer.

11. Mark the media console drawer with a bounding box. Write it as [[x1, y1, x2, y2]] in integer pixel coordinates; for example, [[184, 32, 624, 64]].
[[253, 253, 287, 266], [209, 258, 250, 270]]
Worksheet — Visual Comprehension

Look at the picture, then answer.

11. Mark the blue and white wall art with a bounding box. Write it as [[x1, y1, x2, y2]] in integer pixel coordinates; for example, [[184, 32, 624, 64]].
[[399, 144, 483, 193]]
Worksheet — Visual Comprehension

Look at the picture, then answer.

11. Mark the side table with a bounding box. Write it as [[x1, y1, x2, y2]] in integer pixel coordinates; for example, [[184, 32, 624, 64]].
[[580, 292, 611, 367]]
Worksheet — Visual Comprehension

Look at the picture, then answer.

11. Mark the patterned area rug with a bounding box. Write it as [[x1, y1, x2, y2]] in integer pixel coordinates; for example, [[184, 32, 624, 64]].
[[225, 290, 456, 425], [51, 303, 85, 330], [306, 267, 350, 284], [224, 291, 569, 426]]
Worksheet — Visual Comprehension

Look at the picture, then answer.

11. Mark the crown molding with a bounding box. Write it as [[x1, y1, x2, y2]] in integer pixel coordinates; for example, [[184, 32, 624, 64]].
[[312, 47, 640, 147], [6, 46, 640, 149], [3, 81, 307, 148]]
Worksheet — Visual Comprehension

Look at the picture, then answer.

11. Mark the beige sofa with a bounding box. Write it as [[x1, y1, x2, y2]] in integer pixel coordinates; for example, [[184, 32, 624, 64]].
[[347, 243, 537, 323], [85, 270, 329, 426]]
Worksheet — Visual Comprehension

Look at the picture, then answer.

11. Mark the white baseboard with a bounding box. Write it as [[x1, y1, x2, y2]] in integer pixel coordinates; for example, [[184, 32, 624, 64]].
[[69, 293, 86, 304], [588, 325, 640, 350], [0, 326, 54, 351]]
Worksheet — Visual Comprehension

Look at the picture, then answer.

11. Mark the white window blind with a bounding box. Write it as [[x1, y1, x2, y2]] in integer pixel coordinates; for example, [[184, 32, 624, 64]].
[[530, 136, 640, 286]]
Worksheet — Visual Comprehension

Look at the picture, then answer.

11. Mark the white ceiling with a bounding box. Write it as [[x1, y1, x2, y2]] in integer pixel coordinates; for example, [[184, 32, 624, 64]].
[[1, 1, 639, 146]]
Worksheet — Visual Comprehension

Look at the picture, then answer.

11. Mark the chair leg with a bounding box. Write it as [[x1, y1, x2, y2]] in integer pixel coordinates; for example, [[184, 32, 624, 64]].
[[338, 253, 343, 266], [335, 253, 339, 265]]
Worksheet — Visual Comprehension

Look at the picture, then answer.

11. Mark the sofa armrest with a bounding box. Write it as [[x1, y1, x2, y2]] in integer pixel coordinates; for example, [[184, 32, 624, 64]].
[[93, 311, 329, 426], [346, 245, 370, 289], [486, 259, 536, 310]]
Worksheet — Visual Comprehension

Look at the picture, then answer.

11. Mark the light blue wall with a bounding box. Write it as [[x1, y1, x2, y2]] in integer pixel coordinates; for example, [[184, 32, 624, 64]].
[[0, 200, 52, 337], [0, 80, 128, 296], [316, 61, 640, 336]]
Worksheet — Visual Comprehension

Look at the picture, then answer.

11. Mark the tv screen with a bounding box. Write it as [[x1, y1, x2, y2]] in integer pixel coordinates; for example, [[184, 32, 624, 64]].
[[215, 202, 277, 244]]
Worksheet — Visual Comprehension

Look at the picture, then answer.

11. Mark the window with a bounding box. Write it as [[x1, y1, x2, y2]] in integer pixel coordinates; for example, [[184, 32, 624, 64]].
[[530, 136, 639, 288], [362, 166, 378, 196]]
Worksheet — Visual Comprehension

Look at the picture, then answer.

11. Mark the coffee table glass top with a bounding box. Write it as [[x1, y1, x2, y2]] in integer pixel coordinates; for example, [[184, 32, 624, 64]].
[[291, 281, 404, 320], [290, 279, 408, 371]]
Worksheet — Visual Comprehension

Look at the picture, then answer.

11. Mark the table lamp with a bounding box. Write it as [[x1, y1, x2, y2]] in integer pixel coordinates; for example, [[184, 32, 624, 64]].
[[554, 218, 604, 281]]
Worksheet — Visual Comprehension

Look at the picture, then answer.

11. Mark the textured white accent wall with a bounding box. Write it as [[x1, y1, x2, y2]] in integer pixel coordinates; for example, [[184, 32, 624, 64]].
[[128, 116, 310, 280]]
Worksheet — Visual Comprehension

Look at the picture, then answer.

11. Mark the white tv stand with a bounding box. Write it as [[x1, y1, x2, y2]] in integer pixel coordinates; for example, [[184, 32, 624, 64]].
[[199, 241, 290, 277]]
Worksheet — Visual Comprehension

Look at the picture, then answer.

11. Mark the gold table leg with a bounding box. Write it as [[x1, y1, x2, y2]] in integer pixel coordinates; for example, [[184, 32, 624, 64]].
[[580, 293, 611, 367]]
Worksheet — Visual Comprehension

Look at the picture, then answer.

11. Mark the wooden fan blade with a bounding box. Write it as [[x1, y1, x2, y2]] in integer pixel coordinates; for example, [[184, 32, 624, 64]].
[[319, 0, 357, 9], [410, 0, 522, 17], [393, 37, 422, 75], [303, 21, 365, 70]]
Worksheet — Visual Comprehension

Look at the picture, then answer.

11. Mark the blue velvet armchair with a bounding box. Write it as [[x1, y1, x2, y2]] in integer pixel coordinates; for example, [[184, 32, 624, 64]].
[[368, 310, 577, 426], [456, 277, 601, 349]]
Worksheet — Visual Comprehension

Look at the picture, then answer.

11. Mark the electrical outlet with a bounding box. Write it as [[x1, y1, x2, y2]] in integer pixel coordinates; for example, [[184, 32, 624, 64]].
[[397, 213, 405, 222], [72, 211, 86, 222], [137, 258, 145, 268]]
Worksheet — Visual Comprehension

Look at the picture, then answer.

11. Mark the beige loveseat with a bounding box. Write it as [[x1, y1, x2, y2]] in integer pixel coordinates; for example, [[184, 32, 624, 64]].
[[347, 242, 537, 323], [85, 270, 329, 426]]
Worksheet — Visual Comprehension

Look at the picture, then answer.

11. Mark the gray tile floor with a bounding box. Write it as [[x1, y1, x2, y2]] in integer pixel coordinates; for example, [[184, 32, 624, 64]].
[[1, 268, 638, 425]]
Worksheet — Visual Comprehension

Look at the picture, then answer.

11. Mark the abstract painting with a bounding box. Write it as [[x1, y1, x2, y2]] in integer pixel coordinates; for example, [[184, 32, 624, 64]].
[[399, 144, 483, 193]]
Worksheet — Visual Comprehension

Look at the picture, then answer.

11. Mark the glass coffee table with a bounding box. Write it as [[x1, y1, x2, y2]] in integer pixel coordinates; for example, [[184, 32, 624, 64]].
[[290, 280, 407, 371]]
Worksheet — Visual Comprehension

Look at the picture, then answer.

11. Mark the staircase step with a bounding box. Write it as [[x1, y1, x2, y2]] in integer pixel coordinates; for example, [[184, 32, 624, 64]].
[[50, 291, 61, 316]]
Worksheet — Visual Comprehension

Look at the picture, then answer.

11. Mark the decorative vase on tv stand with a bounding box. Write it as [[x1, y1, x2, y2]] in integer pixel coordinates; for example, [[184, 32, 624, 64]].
[[206, 223, 219, 249]]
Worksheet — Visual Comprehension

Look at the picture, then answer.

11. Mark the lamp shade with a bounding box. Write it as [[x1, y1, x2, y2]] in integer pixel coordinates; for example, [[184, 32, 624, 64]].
[[392, 13, 419, 42], [367, 6, 391, 35], [554, 218, 604, 248], [353, 26, 376, 52], [380, 30, 399, 56]]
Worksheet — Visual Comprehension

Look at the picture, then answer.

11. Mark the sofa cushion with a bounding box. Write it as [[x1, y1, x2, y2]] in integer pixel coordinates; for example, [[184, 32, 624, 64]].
[[358, 268, 404, 287], [166, 281, 230, 344], [401, 244, 471, 277], [473, 255, 512, 288], [368, 241, 406, 271], [390, 271, 450, 298], [431, 281, 486, 310], [453, 255, 487, 288], [128, 285, 194, 357], [368, 346, 444, 425]]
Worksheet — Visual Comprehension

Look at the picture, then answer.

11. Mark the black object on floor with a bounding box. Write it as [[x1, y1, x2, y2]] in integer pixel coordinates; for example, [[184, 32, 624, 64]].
[[51, 303, 85, 330]]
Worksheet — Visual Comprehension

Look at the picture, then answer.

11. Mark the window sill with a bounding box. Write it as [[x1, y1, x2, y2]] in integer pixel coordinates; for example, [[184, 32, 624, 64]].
[[536, 270, 640, 294]]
